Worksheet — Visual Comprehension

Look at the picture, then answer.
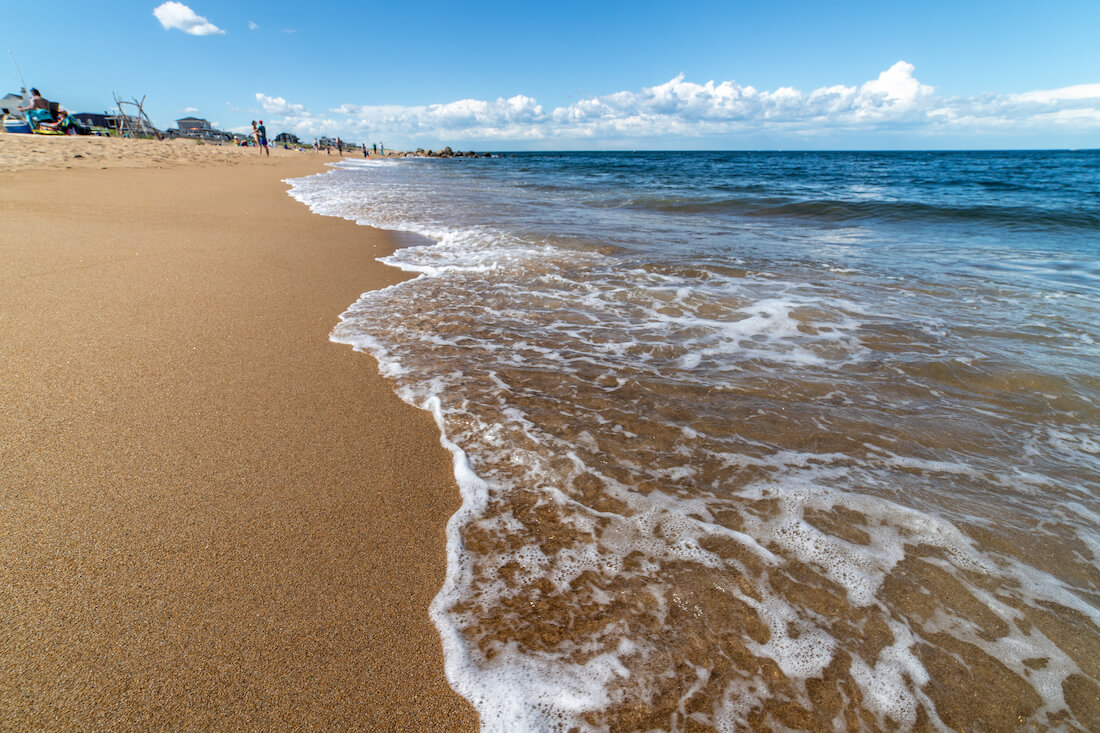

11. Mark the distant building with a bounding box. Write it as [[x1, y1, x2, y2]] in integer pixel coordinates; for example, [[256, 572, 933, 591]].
[[1, 91, 25, 113], [172, 116, 230, 141], [175, 116, 212, 134], [274, 132, 299, 144]]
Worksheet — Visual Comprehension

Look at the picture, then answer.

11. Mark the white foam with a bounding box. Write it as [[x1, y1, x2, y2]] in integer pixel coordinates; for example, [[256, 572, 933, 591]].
[[291, 159, 1100, 731], [848, 626, 933, 730]]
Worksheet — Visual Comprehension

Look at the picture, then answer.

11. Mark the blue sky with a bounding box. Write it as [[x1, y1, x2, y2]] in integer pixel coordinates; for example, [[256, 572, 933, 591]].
[[4, 0, 1099, 149]]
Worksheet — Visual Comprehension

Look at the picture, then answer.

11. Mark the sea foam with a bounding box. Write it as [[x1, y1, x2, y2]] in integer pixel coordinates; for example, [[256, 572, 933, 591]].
[[289, 151, 1100, 731]]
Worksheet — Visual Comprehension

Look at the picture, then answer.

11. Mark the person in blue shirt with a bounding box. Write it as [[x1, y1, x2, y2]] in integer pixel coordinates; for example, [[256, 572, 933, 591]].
[[257, 120, 269, 156]]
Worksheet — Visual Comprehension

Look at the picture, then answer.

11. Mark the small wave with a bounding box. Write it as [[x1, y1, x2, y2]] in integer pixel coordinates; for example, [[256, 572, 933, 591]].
[[631, 195, 1100, 231]]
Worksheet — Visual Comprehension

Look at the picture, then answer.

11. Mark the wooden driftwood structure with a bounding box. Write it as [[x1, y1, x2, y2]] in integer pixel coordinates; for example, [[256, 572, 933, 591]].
[[111, 93, 160, 138]]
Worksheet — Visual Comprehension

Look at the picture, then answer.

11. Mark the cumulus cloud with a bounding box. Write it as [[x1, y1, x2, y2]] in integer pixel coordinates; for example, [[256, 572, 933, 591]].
[[859, 61, 934, 105], [248, 20, 258, 30], [256, 93, 308, 117], [153, 2, 225, 36], [253, 63, 1100, 146], [543, 62, 936, 133], [183, 106, 198, 113]]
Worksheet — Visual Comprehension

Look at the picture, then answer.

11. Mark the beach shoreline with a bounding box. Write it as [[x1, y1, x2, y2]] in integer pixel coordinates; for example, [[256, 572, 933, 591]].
[[0, 137, 478, 729], [290, 149, 1100, 731]]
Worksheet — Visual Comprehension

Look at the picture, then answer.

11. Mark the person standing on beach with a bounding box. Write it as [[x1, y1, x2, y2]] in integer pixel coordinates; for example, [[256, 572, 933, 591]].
[[362, 143, 368, 158], [336, 137, 343, 157], [257, 120, 269, 156]]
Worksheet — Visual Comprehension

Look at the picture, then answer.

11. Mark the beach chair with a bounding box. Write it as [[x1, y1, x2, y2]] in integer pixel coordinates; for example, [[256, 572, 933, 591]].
[[25, 108, 64, 135]]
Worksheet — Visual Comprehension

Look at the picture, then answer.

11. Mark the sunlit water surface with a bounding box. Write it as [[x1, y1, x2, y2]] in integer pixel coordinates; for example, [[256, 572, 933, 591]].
[[289, 151, 1100, 732]]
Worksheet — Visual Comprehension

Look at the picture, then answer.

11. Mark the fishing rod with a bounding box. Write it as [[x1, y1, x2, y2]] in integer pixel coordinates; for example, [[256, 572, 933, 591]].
[[9, 50, 28, 97]]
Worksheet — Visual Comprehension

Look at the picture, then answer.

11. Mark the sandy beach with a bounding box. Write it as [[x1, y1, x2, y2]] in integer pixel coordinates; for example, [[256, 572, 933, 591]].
[[0, 135, 478, 729]]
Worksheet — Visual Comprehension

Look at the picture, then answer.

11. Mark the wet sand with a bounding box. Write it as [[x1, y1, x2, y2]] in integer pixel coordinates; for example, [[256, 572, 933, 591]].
[[0, 136, 478, 729]]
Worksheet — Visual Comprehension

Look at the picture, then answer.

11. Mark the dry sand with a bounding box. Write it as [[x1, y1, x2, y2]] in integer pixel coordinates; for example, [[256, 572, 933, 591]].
[[0, 135, 479, 729], [0, 133, 335, 170]]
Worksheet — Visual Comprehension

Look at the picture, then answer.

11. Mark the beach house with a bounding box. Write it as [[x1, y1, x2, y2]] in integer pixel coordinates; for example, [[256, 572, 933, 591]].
[[1, 91, 26, 114], [173, 116, 231, 141]]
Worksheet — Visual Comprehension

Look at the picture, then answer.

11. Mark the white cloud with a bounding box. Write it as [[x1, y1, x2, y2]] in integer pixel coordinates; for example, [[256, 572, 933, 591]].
[[248, 20, 258, 30], [153, 2, 225, 36], [256, 93, 308, 117], [183, 106, 199, 114], [859, 61, 934, 105], [252, 64, 1100, 146], [1034, 107, 1100, 124], [1014, 83, 1100, 104]]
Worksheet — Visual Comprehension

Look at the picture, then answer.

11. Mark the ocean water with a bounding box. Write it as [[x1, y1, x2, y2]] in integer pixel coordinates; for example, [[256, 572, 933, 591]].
[[287, 151, 1100, 732]]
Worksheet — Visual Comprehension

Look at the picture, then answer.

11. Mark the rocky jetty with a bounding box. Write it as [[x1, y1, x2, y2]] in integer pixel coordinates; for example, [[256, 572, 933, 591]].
[[404, 146, 491, 158]]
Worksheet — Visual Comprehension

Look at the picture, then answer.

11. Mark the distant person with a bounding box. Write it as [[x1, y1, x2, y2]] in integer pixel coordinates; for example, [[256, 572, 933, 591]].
[[257, 120, 269, 156], [313, 138, 319, 153], [18, 88, 63, 132], [40, 107, 80, 134], [336, 137, 343, 156], [380, 143, 384, 155], [48, 107, 69, 130], [17, 88, 50, 113], [362, 142, 368, 158], [372, 143, 377, 154]]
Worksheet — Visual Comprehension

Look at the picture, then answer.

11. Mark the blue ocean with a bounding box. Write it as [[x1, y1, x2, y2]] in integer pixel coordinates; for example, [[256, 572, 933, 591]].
[[288, 151, 1100, 732]]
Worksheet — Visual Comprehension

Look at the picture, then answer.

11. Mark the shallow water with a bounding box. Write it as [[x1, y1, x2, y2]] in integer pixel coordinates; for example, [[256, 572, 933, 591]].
[[289, 151, 1100, 731]]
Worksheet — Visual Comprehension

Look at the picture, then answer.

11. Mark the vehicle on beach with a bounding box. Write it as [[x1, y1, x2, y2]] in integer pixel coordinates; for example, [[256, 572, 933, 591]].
[[2, 112, 32, 134], [1, 93, 34, 133]]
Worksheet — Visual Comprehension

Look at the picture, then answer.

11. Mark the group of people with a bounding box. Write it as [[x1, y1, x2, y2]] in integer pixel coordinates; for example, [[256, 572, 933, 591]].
[[309, 137, 385, 158], [16, 87, 82, 134], [250, 120, 269, 156], [311, 137, 345, 156], [10, 89, 393, 154]]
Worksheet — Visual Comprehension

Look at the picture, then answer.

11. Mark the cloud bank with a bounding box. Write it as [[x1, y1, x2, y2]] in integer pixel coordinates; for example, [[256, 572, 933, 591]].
[[256, 62, 1100, 147], [153, 2, 225, 36]]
